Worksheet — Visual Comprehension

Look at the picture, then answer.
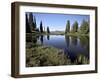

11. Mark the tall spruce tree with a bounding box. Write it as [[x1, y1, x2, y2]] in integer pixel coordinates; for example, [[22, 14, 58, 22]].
[[47, 26, 50, 33], [40, 21, 43, 33], [65, 20, 70, 33], [33, 16, 37, 30], [29, 12, 34, 31], [26, 14, 31, 33], [72, 21, 78, 33], [80, 20, 89, 34], [29, 13, 37, 31]]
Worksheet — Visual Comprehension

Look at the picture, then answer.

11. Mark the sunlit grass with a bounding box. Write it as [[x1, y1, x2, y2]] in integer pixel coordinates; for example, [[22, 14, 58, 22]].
[[26, 44, 89, 67], [26, 45, 71, 67]]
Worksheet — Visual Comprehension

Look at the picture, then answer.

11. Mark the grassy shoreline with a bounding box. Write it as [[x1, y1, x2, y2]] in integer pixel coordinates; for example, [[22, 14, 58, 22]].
[[26, 44, 89, 67], [26, 45, 71, 67], [65, 33, 89, 36], [26, 32, 89, 36]]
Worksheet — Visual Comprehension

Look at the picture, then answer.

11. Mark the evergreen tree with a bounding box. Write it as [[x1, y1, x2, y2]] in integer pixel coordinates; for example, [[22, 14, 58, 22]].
[[65, 20, 70, 33], [80, 20, 89, 34], [72, 21, 78, 33], [40, 21, 43, 33], [33, 16, 37, 30], [29, 12, 34, 31], [47, 26, 50, 33], [26, 14, 31, 33], [29, 13, 37, 31]]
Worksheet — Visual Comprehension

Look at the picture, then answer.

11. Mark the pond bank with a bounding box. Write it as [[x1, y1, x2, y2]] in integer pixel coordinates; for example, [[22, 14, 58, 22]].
[[26, 45, 71, 67], [26, 44, 89, 67]]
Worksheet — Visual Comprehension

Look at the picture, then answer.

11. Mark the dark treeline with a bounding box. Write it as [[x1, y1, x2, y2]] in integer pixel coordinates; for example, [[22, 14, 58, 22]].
[[65, 20, 89, 34], [26, 12, 50, 34], [26, 12, 89, 35]]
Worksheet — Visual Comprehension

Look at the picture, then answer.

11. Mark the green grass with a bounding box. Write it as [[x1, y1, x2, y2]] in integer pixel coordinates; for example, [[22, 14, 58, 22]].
[[26, 44, 89, 67], [26, 45, 71, 67], [65, 32, 89, 36], [27, 31, 89, 36]]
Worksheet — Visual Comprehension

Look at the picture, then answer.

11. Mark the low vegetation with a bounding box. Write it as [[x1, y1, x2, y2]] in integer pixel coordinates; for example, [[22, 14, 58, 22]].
[[26, 43, 89, 67], [26, 45, 71, 67]]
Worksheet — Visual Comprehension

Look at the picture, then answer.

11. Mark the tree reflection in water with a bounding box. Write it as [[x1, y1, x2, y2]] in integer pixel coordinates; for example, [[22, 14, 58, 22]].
[[65, 35, 70, 47], [71, 36, 77, 46], [79, 36, 89, 48], [47, 35, 50, 40], [40, 35, 44, 44]]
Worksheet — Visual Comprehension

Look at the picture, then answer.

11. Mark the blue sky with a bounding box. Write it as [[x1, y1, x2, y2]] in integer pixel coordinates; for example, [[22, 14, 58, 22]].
[[26, 12, 89, 31]]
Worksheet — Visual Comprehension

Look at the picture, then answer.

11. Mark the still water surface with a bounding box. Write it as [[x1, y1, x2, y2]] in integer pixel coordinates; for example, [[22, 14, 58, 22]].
[[38, 35, 89, 62]]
